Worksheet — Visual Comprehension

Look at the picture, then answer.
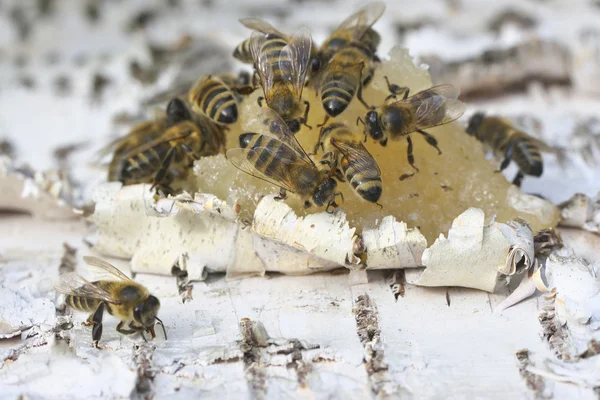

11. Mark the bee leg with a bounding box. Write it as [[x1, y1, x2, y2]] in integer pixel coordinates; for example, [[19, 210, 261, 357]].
[[356, 68, 371, 109], [384, 76, 409, 100], [91, 302, 105, 348], [512, 171, 525, 187], [406, 136, 419, 172], [116, 321, 137, 335], [257, 96, 264, 107], [151, 147, 177, 191], [381, 138, 388, 147], [316, 115, 329, 128], [497, 143, 514, 172], [416, 129, 442, 155], [302, 101, 312, 129]]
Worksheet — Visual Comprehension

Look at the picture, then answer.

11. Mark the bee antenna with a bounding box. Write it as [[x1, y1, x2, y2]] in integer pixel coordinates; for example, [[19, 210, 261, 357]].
[[155, 317, 167, 340]]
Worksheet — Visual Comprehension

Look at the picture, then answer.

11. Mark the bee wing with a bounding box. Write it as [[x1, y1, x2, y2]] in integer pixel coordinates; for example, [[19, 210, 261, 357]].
[[412, 85, 466, 129], [120, 122, 196, 162], [250, 31, 274, 99], [82, 256, 133, 282], [330, 138, 381, 178], [330, 2, 385, 42], [279, 27, 312, 98], [240, 17, 287, 38], [54, 272, 121, 304], [258, 107, 314, 165], [226, 147, 301, 194]]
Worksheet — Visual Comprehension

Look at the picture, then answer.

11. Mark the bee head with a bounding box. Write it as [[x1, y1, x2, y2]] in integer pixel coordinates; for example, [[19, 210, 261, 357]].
[[365, 109, 384, 142], [134, 295, 161, 329], [466, 112, 485, 136], [313, 177, 337, 207], [310, 57, 321, 74], [239, 132, 258, 148], [287, 119, 301, 134], [166, 98, 191, 128]]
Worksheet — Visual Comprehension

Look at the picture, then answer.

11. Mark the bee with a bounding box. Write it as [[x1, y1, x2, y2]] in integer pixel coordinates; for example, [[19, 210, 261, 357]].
[[315, 122, 382, 204], [234, 18, 318, 66], [247, 19, 313, 133], [188, 74, 240, 124], [227, 108, 340, 210], [233, 18, 287, 64], [314, 3, 386, 120], [311, 2, 385, 75], [466, 112, 544, 187], [119, 98, 224, 193], [105, 114, 167, 182], [55, 256, 166, 348], [360, 81, 465, 173]]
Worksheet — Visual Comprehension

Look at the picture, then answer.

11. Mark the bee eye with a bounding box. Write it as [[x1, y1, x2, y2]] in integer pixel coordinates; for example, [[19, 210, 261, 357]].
[[288, 120, 300, 133], [133, 305, 142, 322], [311, 58, 321, 73]]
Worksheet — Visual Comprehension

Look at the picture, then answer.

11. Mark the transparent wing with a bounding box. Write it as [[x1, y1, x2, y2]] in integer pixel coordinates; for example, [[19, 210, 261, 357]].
[[411, 85, 465, 129], [330, 138, 381, 178], [226, 146, 300, 193], [257, 107, 314, 165], [119, 122, 196, 162], [240, 17, 287, 38], [279, 27, 312, 98], [83, 256, 132, 282], [54, 272, 121, 304], [331, 2, 385, 42], [250, 31, 274, 99]]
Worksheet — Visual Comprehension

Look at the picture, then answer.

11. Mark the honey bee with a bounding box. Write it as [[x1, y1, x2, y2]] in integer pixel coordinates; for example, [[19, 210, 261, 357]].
[[188, 74, 240, 124], [247, 20, 313, 133], [233, 18, 287, 64], [227, 108, 340, 210], [311, 2, 385, 75], [314, 3, 386, 119], [466, 112, 544, 187], [316, 122, 382, 204], [360, 81, 465, 173], [119, 98, 224, 193], [55, 256, 166, 348]]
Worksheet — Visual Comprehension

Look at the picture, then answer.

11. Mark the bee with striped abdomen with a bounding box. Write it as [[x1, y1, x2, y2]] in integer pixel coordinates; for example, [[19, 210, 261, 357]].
[[314, 3, 385, 121], [315, 122, 382, 204], [233, 18, 288, 64], [227, 108, 340, 210], [55, 256, 166, 348], [188, 74, 239, 124], [119, 98, 224, 193], [360, 82, 465, 174], [466, 113, 544, 187], [249, 21, 313, 133], [311, 2, 385, 75]]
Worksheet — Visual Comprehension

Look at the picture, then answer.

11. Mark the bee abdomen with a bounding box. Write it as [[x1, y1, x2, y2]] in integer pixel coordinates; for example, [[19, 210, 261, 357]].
[[122, 144, 168, 180], [321, 78, 356, 117], [344, 162, 382, 203], [512, 136, 543, 177], [233, 39, 253, 63], [193, 80, 238, 124], [66, 295, 100, 312]]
